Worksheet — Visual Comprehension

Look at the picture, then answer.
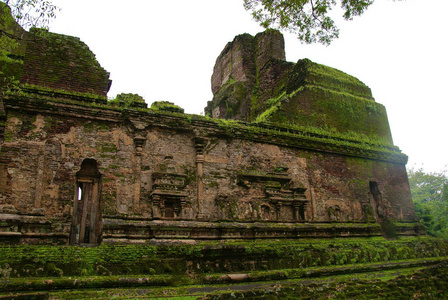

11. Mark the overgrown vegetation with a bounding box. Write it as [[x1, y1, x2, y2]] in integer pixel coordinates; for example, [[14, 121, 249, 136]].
[[0, 2, 23, 93], [409, 167, 448, 239], [203, 262, 448, 299], [150, 100, 185, 113], [1, 237, 446, 279], [3, 87, 406, 166], [108, 93, 145, 108], [1, 237, 448, 298]]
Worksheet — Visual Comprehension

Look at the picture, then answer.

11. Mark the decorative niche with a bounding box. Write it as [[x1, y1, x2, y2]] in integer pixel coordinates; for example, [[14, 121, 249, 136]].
[[150, 156, 188, 219], [237, 167, 309, 221]]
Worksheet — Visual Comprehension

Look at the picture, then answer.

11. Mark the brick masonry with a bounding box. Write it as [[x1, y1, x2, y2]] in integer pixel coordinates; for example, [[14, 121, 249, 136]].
[[0, 10, 421, 244]]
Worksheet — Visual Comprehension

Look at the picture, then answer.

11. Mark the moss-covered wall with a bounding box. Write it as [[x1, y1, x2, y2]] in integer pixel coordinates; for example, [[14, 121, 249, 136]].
[[0, 3, 26, 92], [199, 135, 414, 224], [207, 30, 290, 121], [1, 237, 447, 299], [0, 92, 417, 243], [275, 59, 393, 143], [208, 30, 393, 144], [0, 107, 197, 218], [1, 237, 446, 278], [1, 4, 110, 99], [18, 29, 111, 96], [0, 19, 417, 244]]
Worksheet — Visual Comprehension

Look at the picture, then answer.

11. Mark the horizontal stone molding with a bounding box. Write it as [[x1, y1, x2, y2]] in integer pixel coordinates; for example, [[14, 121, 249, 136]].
[[3, 94, 408, 164]]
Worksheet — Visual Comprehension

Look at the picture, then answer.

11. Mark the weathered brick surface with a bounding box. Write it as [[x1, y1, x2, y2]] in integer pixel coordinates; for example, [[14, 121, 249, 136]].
[[207, 30, 392, 144], [0, 17, 418, 244], [20, 30, 111, 96], [0, 95, 418, 243]]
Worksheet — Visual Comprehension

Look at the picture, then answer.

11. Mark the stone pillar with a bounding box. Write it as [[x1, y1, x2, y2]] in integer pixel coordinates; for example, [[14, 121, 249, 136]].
[[133, 135, 146, 209], [0, 98, 5, 143], [160, 199, 165, 218], [276, 201, 282, 220], [133, 136, 146, 156], [310, 188, 317, 220], [193, 137, 208, 219], [180, 198, 187, 219], [196, 154, 205, 219], [152, 195, 161, 219], [293, 203, 300, 221], [34, 152, 45, 208]]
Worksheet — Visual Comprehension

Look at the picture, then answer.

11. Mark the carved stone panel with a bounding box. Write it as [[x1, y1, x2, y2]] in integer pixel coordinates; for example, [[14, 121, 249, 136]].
[[237, 168, 309, 222]]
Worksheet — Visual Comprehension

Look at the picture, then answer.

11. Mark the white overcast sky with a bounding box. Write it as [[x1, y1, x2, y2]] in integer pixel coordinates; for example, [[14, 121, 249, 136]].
[[49, 0, 447, 174]]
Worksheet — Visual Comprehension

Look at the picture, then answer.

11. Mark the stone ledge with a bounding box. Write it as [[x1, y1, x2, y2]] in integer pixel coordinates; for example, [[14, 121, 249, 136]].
[[102, 219, 385, 242], [1, 257, 446, 294], [0, 214, 424, 244], [3, 95, 408, 164]]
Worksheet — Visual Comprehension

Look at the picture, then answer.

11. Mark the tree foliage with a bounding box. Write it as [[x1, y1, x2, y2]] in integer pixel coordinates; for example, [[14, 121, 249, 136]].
[[244, 0, 377, 45], [1, 0, 58, 30], [409, 167, 448, 239]]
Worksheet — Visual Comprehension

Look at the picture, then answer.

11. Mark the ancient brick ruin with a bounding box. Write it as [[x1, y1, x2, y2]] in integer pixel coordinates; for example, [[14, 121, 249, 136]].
[[0, 4, 422, 246]]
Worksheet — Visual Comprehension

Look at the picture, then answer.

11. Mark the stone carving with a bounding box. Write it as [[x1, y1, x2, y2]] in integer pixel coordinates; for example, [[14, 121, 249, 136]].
[[0, 8, 422, 244], [150, 156, 188, 219], [237, 169, 309, 222]]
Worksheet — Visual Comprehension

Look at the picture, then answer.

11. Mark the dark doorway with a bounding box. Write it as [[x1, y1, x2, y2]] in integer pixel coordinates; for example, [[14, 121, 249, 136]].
[[298, 205, 306, 221], [70, 159, 102, 246], [164, 200, 175, 218], [369, 181, 384, 221]]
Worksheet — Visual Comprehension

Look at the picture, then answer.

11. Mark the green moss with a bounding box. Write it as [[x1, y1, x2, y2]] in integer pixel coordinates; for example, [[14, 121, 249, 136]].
[[19, 83, 107, 102], [100, 143, 117, 153], [208, 181, 219, 188], [108, 93, 146, 108], [3, 128, 14, 142], [303, 59, 373, 99], [254, 91, 287, 123], [1, 237, 448, 299], [286, 59, 372, 99], [208, 81, 250, 119], [0, 57, 23, 89], [151, 101, 184, 113], [244, 57, 393, 142], [23, 29, 110, 97], [46, 262, 63, 277], [267, 85, 391, 142], [4, 91, 405, 163], [381, 219, 398, 239], [205, 263, 448, 299]]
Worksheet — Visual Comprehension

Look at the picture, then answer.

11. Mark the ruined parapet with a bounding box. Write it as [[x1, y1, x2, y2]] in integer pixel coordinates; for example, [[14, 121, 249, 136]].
[[108, 93, 148, 109], [20, 28, 111, 100], [1, 3, 25, 143], [207, 30, 290, 120], [0, 2, 27, 88], [208, 33, 255, 120], [207, 30, 393, 144], [278, 58, 393, 143], [211, 33, 256, 95], [1, 4, 111, 104]]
